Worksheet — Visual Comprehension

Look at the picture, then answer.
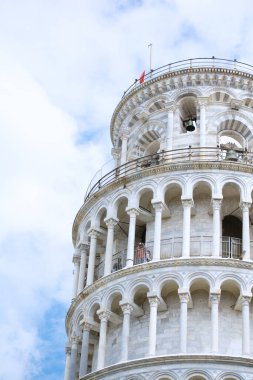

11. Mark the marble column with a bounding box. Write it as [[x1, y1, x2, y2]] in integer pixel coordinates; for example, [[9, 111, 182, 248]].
[[69, 336, 79, 380], [166, 105, 175, 151], [240, 202, 251, 260], [148, 296, 160, 356], [152, 201, 164, 261], [199, 101, 206, 148], [63, 345, 71, 380], [97, 310, 110, 370], [72, 254, 81, 299], [77, 244, 89, 294], [179, 292, 189, 353], [120, 302, 133, 361], [104, 218, 118, 275], [212, 199, 222, 257], [120, 130, 129, 166], [86, 229, 100, 286], [241, 295, 251, 355], [79, 322, 92, 378], [182, 200, 193, 258], [210, 293, 220, 353], [126, 208, 139, 267]]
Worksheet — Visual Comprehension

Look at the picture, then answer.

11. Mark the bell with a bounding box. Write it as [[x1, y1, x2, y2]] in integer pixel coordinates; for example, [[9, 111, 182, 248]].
[[225, 149, 238, 161], [184, 119, 195, 132]]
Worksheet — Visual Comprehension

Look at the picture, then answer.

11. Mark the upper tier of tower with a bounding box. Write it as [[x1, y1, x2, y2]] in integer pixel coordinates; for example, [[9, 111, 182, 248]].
[[110, 58, 253, 166]]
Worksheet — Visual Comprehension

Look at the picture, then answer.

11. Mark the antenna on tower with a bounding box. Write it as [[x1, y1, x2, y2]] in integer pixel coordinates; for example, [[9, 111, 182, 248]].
[[148, 43, 153, 78]]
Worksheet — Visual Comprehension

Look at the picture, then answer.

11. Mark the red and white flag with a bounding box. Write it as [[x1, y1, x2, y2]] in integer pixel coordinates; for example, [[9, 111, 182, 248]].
[[139, 70, 145, 84]]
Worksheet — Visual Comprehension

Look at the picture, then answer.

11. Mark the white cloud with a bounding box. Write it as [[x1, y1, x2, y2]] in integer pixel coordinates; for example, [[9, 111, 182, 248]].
[[1, 0, 253, 378]]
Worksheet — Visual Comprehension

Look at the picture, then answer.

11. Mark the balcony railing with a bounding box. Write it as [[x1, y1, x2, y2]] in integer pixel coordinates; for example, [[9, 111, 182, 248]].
[[85, 146, 252, 200], [93, 236, 244, 280], [121, 57, 253, 98]]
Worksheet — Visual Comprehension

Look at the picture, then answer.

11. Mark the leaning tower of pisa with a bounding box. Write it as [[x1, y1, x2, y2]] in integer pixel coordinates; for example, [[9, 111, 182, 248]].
[[64, 58, 253, 380]]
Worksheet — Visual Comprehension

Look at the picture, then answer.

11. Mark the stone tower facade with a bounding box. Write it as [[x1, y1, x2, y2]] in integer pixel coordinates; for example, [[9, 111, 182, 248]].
[[64, 58, 253, 380]]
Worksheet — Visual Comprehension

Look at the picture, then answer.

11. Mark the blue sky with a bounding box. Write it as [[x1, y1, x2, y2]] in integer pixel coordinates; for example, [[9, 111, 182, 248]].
[[1, 0, 253, 379]]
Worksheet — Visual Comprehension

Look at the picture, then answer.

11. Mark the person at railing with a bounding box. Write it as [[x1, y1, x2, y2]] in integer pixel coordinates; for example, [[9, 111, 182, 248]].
[[135, 242, 151, 264]]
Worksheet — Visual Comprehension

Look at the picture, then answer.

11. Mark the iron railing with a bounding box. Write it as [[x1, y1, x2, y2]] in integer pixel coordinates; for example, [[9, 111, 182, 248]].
[[85, 146, 252, 201], [93, 236, 243, 280], [122, 57, 253, 98]]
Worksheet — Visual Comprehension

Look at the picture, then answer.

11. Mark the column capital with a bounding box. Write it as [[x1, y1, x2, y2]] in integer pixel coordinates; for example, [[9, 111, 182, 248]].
[[97, 309, 111, 322], [209, 292, 220, 304], [72, 254, 81, 265], [148, 296, 160, 307], [126, 207, 139, 217], [178, 291, 190, 303], [165, 101, 176, 112], [196, 96, 208, 107], [240, 201, 251, 211], [88, 228, 100, 238], [121, 128, 130, 139], [80, 320, 93, 332], [151, 200, 165, 212], [181, 199, 194, 208], [77, 243, 90, 254], [120, 302, 133, 314], [212, 198, 222, 210], [71, 335, 80, 345], [104, 217, 119, 228], [111, 147, 121, 160], [241, 295, 252, 305]]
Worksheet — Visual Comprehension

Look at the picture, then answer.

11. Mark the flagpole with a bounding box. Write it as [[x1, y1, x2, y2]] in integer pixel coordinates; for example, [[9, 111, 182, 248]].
[[148, 43, 152, 78]]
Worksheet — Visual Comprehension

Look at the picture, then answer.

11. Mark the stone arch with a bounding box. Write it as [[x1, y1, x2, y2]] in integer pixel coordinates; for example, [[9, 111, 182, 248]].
[[85, 296, 102, 320], [134, 181, 157, 204], [144, 94, 169, 113], [186, 272, 214, 290], [203, 86, 236, 99], [240, 96, 253, 110], [216, 274, 246, 294], [103, 284, 125, 310], [184, 369, 213, 380], [94, 203, 108, 227], [111, 191, 130, 217], [127, 277, 153, 301], [211, 111, 253, 143], [189, 176, 216, 197], [128, 120, 166, 159], [220, 177, 245, 201], [161, 178, 185, 199], [215, 374, 244, 380], [172, 87, 203, 102], [149, 371, 178, 380], [158, 274, 183, 294], [125, 376, 146, 380]]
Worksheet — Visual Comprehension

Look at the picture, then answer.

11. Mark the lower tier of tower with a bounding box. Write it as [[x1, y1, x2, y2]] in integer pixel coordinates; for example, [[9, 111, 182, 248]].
[[79, 355, 253, 379], [65, 260, 253, 379]]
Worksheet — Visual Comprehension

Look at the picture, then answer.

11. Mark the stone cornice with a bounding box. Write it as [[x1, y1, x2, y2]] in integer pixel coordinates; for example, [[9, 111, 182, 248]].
[[65, 257, 253, 330], [110, 67, 253, 141], [72, 160, 253, 245], [79, 354, 253, 379]]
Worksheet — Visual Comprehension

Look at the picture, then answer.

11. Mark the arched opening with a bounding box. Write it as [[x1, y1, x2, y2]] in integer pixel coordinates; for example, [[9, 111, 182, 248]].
[[87, 303, 100, 373], [222, 216, 242, 259], [94, 208, 107, 280], [135, 189, 154, 264], [222, 183, 242, 259], [112, 197, 128, 271], [192, 182, 212, 257], [163, 184, 182, 258]]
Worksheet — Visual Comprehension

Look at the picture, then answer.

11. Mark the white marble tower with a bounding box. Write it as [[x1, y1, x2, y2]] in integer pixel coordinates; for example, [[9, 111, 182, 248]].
[[65, 58, 253, 380]]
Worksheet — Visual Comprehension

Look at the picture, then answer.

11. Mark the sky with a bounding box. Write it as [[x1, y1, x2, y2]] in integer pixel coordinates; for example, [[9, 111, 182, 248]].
[[1, 0, 253, 379]]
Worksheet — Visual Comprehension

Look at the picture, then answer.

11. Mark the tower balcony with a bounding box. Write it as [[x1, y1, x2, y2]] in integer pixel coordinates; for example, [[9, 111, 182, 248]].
[[85, 146, 253, 201]]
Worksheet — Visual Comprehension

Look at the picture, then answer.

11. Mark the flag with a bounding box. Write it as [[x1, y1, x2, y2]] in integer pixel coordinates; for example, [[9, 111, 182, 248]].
[[139, 70, 145, 84]]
